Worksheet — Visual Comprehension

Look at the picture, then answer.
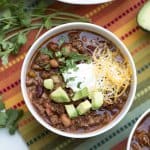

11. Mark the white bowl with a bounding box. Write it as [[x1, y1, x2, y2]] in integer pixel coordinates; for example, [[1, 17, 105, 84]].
[[21, 22, 137, 138], [127, 109, 150, 150]]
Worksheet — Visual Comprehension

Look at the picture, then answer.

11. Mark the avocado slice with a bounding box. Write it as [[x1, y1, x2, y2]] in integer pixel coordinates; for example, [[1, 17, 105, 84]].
[[76, 100, 91, 115], [43, 79, 54, 90], [50, 87, 70, 103], [137, 0, 150, 32], [91, 91, 104, 110], [65, 104, 78, 118], [72, 87, 88, 101]]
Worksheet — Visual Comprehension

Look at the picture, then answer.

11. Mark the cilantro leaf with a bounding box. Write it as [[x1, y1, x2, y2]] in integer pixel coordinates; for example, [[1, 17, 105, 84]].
[[2, 9, 11, 18], [1, 54, 8, 65], [0, 112, 8, 127], [8, 123, 17, 135], [20, 15, 31, 27], [2, 23, 11, 31], [60, 52, 90, 73], [0, 41, 15, 65], [58, 36, 66, 46], [6, 109, 23, 127], [66, 77, 76, 83], [17, 32, 27, 45], [40, 47, 53, 58], [0, 95, 23, 134], [44, 17, 52, 29], [6, 109, 23, 135], [77, 82, 82, 88]]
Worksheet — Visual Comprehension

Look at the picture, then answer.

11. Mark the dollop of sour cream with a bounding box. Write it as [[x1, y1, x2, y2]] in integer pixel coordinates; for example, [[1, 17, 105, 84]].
[[62, 63, 96, 92]]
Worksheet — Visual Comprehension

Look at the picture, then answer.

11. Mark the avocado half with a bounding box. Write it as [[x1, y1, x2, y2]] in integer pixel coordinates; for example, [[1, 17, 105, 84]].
[[137, 0, 150, 32]]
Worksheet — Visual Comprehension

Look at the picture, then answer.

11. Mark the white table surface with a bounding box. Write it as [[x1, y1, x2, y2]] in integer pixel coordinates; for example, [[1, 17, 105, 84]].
[[0, 128, 28, 150]]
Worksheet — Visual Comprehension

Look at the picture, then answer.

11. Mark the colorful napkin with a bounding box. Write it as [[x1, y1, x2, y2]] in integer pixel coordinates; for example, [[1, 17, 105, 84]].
[[0, 0, 150, 149]]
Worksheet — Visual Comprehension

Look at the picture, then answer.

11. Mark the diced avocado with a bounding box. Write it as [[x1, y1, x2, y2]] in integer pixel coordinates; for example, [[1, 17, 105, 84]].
[[76, 100, 91, 115], [65, 104, 78, 118], [43, 79, 54, 90], [91, 91, 104, 110], [50, 87, 70, 103], [72, 87, 88, 101]]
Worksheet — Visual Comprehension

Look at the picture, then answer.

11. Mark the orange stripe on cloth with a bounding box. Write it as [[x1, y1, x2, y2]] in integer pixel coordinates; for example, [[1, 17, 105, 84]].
[[0, 68, 21, 92]]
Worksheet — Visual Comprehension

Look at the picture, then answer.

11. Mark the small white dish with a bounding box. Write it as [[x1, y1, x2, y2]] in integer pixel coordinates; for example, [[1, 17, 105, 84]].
[[57, 0, 113, 5], [21, 22, 137, 138], [127, 109, 150, 150], [0, 129, 28, 150]]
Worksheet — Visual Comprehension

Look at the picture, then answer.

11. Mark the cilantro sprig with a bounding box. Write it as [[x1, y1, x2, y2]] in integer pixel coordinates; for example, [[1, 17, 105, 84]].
[[0, 96, 23, 134], [60, 52, 91, 73], [0, 0, 89, 65], [40, 47, 53, 58]]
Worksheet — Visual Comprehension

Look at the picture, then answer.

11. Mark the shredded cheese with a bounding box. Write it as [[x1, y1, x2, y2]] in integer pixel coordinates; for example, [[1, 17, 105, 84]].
[[92, 45, 132, 104]]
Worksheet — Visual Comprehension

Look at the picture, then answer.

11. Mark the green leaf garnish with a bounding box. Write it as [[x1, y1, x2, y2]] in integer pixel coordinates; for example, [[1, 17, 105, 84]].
[[17, 32, 27, 45], [0, 96, 23, 134], [1, 55, 8, 65], [0, 112, 8, 127], [60, 52, 90, 73], [0, 96, 5, 111], [44, 17, 52, 29], [66, 77, 76, 83], [77, 82, 82, 88], [58, 36, 66, 46], [40, 47, 53, 58], [0, 1, 89, 65]]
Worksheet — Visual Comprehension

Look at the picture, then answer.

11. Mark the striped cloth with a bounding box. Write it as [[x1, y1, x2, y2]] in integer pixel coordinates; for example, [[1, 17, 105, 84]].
[[0, 0, 150, 149]]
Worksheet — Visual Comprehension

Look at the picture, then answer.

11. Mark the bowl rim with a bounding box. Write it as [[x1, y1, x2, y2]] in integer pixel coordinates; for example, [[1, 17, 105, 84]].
[[127, 109, 150, 150], [56, 0, 113, 5], [21, 22, 137, 138]]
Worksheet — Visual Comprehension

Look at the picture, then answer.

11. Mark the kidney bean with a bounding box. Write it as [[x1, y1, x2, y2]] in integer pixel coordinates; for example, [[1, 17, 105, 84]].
[[36, 85, 43, 98]]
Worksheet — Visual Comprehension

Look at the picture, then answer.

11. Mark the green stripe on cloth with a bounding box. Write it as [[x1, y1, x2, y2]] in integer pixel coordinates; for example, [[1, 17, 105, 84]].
[[128, 32, 150, 52]]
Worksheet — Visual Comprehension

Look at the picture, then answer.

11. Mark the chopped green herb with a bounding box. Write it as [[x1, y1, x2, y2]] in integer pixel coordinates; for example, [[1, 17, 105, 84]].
[[55, 51, 62, 58], [60, 52, 90, 73], [58, 36, 66, 46], [40, 47, 53, 58], [58, 57, 65, 63], [66, 77, 76, 83], [17, 32, 27, 45], [77, 82, 82, 88], [0, 101, 5, 111], [0, 112, 8, 127], [68, 52, 90, 62], [1, 55, 9, 65], [44, 17, 52, 29], [8, 123, 18, 135], [0, 96, 5, 111], [6, 109, 23, 127], [73, 66, 79, 71], [44, 64, 51, 71], [0, 96, 23, 134]]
